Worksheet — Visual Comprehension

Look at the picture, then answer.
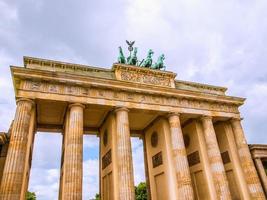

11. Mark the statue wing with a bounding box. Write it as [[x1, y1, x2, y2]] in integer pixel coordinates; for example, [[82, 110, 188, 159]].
[[131, 41, 135, 46], [126, 40, 130, 45]]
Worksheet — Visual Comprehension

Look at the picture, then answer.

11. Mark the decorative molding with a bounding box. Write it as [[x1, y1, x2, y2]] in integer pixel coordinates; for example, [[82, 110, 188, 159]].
[[102, 149, 112, 170], [175, 80, 227, 95], [24, 56, 111, 74], [21, 80, 240, 114], [113, 64, 176, 88], [187, 151, 200, 167], [152, 151, 163, 168], [221, 151, 231, 164]]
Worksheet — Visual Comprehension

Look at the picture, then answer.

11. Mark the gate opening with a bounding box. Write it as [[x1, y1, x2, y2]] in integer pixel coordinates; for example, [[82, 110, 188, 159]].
[[131, 137, 146, 190], [28, 132, 62, 200], [83, 135, 100, 199]]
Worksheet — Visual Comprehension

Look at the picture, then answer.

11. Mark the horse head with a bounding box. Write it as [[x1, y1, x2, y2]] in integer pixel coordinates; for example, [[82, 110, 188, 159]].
[[148, 49, 154, 58], [159, 54, 165, 61]]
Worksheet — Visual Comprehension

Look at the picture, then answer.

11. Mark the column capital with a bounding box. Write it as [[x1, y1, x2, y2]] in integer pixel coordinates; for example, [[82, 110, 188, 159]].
[[167, 112, 180, 118], [68, 103, 85, 109], [200, 115, 212, 121], [114, 107, 129, 113], [16, 98, 35, 106]]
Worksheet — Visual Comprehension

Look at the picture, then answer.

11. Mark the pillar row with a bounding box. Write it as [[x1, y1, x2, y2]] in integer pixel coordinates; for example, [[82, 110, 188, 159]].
[[114, 107, 135, 200], [201, 116, 231, 199], [0, 98, 35, 200], [230, 118, 266, 199], [62, 103, 85, 200], [168, 113, 194, 199]]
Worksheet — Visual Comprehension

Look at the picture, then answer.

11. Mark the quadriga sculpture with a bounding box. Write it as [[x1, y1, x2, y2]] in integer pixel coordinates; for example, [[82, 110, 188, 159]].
[[151, 54, 166, 70], [141, 49, 154, 68], [127, 47, 138, 65]]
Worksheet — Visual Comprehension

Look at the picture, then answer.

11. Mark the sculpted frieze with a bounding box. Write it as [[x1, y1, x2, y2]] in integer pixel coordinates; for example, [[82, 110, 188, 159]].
[[21, 80, 239, 113], [120, 70, 172, 87]]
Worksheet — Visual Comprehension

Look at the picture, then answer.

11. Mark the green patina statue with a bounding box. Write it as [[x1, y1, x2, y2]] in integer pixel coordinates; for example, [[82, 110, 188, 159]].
[[116, 41, 166, 70], [141, 49, 154, 68], [118, 46, 126, 64], [127, 47, 138, 65], [151, 54, 165, 70]]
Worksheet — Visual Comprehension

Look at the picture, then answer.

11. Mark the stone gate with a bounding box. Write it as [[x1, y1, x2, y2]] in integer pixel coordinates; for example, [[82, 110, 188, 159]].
[[0, 56, 266, 199]]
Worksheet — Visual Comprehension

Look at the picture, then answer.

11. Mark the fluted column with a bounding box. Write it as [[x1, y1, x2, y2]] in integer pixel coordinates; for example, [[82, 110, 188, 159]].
[[230, 118, 265, 199], [226, 122, 251, 199], [63, 103, 84, 200], [168, 113, 194, 199], [0, 98, 35, 200], [114, 107, 135, 200], [201, 116, 231, 199]]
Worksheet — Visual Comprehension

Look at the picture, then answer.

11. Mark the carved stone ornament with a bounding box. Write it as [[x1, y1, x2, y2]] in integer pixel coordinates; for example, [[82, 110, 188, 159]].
[[102, 149, 112, 170], [187, 151, 200, 167], [152, 151, 163, 168], [221, 151, 231, 164], [113, 64, 176, 88], [151, 131, 158, 148]]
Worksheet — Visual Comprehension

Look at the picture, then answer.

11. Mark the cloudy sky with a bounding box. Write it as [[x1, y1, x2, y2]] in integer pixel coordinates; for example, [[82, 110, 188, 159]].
[[1, 0, 267, 199]]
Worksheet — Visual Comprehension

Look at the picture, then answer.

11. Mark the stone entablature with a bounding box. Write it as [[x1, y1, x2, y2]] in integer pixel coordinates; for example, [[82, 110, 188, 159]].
[[175, 80, 227, 96], [23, 56, 229, 96], [20, 79, 239, 114], [12, 64, 244, 117]]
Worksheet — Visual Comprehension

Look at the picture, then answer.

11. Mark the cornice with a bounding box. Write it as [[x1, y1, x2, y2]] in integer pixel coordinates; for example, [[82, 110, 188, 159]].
[[112, 63, 177, 78], [175, 80, 227, 94], [24, 56, 111, 73], [249, 144, 267, 151]]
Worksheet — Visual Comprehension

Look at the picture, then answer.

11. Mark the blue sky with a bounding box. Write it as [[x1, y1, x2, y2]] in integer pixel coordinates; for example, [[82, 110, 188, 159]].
[[1, 0, 267, 199]]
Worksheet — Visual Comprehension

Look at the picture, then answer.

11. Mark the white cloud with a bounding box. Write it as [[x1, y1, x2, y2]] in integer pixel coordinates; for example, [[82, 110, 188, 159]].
[[83, 159, 99, 199], [131, 138, 146, 185], [29, 167, 60, 200], [84, 135, 99, 149], [0, 50, 16, 131], [28, 133, 62, 200]]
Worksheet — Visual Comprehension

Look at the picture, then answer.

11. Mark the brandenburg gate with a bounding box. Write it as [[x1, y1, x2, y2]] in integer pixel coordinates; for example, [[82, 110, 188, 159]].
[[0, 55, 266, 199]]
